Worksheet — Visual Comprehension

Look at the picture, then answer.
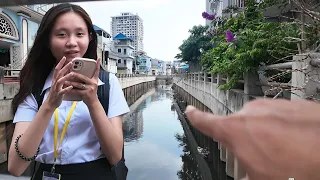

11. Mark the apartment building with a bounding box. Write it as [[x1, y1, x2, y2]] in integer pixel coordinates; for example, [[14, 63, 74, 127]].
[[113, 33, 135, 74], [111, 12, 144, 57]]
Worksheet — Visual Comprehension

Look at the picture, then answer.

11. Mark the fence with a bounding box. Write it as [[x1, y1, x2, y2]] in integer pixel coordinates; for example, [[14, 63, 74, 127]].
[[175, 53, 320, 101], [172, 53, 320, 179], [0, 67, 20, 84], [0, 65, 158, 84]]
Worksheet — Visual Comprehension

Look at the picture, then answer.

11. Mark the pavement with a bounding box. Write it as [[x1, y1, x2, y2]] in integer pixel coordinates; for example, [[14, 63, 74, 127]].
[[0, 174, 30, 180]]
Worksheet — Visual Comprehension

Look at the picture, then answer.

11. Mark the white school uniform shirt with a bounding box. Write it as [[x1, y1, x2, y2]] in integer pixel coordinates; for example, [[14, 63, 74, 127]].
[[13, 70, 130, 165]]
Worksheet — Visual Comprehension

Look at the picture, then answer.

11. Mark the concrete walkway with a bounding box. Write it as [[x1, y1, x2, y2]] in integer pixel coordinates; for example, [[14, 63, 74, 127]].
[[0, 174, 30, 180]]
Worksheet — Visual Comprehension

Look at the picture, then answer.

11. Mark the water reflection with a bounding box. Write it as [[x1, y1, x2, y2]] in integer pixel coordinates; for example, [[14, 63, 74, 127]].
[[175, 133, 203, 180], [123, 110, 143, 142], [123, 86, 203, 180]]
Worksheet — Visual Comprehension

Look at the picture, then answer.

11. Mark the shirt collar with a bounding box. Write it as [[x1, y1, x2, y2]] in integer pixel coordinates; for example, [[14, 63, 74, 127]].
[[41, 70, 105, 94]]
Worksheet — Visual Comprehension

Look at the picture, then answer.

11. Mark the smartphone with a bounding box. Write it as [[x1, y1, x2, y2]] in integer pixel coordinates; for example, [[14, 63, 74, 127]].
[[63, 57, 97, 101]]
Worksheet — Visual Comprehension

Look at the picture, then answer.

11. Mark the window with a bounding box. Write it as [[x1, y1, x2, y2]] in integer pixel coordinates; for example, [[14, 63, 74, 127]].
[[96, 30, 102, 36], [124, 49, 127, 55], [124, 60, 127, 65], [118, 49, 121, 53], [104, 51, 109, 65], [118, 59, 121, 63]]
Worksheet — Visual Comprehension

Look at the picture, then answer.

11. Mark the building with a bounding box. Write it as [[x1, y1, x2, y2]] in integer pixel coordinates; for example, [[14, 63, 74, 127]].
[[137, 55, 151, 74], [206, 0, 245, 23], [113, 33, 135, 74], [26, 4, 59, 14], [165, 63, 172, 75], [172, 60, 181, 69], [94, 24, 117, 74], [133, 50, 147, 73], [157, 60, 165, 75], [176, 62, 189, 73], [111, 12, 144, 56], [150, 58, 159, 75], [0, 4, 56, 75], [171, 60, 190, 73]]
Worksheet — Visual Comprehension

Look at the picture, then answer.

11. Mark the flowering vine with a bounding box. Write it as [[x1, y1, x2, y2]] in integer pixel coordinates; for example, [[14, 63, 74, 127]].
[[202, 12, 216, 21], [226, 30, 235, 42]]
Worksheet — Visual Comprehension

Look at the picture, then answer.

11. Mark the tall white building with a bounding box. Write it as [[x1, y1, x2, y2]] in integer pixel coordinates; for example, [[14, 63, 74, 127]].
[[111, 12, 144, 57]]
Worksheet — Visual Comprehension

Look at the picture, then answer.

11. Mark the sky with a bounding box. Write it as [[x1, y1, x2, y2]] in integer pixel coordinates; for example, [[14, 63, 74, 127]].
[[74, 0, 205, 61]]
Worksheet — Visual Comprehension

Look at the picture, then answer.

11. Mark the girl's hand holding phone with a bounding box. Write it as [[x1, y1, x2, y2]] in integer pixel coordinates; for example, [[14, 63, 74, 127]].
[[64, 57, 101, 106], [45, 56, 74, 109]]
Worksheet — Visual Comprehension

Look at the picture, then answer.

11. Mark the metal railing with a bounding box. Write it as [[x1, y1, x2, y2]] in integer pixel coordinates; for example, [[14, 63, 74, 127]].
[[0, 67, 21, 84], [172, 53, 320, 99]]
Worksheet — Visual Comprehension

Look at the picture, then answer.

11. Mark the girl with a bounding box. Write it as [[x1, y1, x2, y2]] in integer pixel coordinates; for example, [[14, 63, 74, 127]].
[[8, 3, 129, 180]]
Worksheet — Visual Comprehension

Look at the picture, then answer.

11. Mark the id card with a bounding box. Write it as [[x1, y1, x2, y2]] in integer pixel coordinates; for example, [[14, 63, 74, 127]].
[[42, 171, 61, 180]]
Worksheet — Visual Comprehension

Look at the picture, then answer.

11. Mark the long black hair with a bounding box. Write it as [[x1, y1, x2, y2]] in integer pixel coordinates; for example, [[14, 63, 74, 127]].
[[11, 3, 97, 114]]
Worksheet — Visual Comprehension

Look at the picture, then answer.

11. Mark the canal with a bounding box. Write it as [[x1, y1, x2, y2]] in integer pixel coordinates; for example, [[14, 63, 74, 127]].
[[123, 86, 203, 180], [0, 85, 206, 180]]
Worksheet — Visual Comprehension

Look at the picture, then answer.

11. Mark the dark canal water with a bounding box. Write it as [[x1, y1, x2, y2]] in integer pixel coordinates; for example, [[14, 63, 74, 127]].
[[0, 86, 203, 180], [123, 86, 202, 180]]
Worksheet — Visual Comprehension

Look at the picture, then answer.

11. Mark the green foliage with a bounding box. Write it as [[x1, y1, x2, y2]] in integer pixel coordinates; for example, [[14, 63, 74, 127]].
[[175, 25, 212, 63], [201, 0, 305, 90], [257, 0, 289, 9]]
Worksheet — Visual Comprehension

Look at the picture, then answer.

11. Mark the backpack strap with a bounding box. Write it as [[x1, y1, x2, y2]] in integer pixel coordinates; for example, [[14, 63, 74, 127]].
[[98, 70, 125, 162], [31, 88, 45, 180], [97, 70, 110, 115], [33, 89, 46, 110]]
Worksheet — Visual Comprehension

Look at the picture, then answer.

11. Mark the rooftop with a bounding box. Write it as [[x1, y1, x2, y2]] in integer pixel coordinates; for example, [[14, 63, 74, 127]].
[[113, 33, 133, 41], [94, 25, 111, 38]]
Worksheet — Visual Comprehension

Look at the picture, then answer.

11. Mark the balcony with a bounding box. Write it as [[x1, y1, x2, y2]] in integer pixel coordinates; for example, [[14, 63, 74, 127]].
[[117, 62, 130, 70], [114, 41, 134, 49], [116, 53, 134, 59]]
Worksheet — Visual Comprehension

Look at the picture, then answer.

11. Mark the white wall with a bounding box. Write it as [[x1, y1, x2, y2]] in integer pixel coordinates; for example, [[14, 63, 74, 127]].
[[166, 68, 172, 75], [127, 59, 133, 74], [97, 35, 113, 52], [107, 59, 117, 74]]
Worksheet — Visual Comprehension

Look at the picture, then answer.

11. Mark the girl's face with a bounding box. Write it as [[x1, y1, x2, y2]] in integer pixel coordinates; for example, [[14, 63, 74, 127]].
[[49, 11, 90, 64]]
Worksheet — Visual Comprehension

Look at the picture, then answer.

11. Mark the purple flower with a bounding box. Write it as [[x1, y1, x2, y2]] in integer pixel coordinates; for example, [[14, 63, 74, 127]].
[[202, 12, 216, 20], [207, 14, 216, 20], [226, 30, 235, 42], [202, 12, 209, 18]]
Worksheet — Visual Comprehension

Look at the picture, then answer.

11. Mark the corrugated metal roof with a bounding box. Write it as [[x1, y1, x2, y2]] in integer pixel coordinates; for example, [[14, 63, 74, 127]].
[[113, 33, 133, 41], [94, 25, 111, 37]]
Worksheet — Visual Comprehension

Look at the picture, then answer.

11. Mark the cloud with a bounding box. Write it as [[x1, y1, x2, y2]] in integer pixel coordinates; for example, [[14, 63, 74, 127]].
[[137, 0, 170, 9]]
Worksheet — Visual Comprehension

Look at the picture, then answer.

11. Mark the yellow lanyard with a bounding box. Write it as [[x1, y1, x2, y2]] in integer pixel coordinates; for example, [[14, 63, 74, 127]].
[[52, 101, 77, 172]]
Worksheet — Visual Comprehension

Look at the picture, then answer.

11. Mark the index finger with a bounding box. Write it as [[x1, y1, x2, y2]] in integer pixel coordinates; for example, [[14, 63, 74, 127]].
[[185, 105, 232, 148], [53, 56, 66, 78]]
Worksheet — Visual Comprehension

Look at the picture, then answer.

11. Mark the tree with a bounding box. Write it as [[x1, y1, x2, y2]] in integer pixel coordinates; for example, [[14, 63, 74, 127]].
[[175, 25, 212, 64], [200, 0, 315, 89]]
